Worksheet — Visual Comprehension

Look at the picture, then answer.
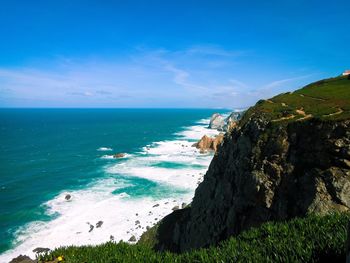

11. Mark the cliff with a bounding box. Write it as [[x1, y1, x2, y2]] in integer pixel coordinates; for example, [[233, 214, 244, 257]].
[[153, 75, 350, 252]]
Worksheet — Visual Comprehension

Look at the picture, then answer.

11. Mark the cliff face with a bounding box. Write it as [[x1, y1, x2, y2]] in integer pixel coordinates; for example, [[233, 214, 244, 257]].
[[155, 76, 350, 252]]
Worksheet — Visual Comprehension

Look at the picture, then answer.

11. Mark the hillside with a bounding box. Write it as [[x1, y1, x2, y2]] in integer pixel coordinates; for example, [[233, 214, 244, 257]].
[[151, 75, 350, 252], [241, 75, 350, 125]]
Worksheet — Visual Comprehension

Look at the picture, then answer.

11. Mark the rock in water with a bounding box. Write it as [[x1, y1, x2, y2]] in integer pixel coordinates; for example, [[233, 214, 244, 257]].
[[208, 113, 225, 130], [113, 153, 125, 158], [192, 134, 224, 153], [96, 221, 103, 228], [9, 255, 36, 263], [65, 194, 71, 201], [128, 235, 136, 242]]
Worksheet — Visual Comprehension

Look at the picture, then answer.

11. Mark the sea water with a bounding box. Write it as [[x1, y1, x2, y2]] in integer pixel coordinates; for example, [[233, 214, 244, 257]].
[[0, 108, 228, 261]]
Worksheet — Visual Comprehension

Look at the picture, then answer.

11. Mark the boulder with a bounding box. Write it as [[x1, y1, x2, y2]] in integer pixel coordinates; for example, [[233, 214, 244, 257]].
[[65, 194, 71, 201], [96, 221, 103, 228], [128, 235, 136, 242]]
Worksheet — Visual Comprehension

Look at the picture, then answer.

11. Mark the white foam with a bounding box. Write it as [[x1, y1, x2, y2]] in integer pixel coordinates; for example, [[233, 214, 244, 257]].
[[0, 179, 193, 262], [97, 147, 113, 151], [100, 155, 114, 159], [0, 113, 223, 262]]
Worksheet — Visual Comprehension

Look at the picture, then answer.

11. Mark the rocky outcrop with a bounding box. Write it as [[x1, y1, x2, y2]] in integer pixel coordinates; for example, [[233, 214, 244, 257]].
[[209, 112, 243, 132], [155, 115, 350, 252], [208, 113, 225, 130], [192, 134, 224, 153]]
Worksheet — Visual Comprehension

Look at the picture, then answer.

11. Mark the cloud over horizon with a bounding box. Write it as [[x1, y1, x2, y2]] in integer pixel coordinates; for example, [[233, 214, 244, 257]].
[[0, 46, 320, 108]]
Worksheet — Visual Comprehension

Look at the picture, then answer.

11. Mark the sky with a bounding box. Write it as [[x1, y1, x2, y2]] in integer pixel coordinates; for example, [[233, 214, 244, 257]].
[[0, 0, 349, 108]]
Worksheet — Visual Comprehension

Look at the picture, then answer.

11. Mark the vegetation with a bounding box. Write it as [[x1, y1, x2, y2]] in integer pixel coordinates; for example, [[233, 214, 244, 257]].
[[240, 75, 350, 126], [38, 213, 349, 263]]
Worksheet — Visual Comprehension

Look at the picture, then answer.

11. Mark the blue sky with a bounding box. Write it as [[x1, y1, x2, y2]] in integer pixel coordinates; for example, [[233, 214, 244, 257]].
[[0, 0, 349, 108]]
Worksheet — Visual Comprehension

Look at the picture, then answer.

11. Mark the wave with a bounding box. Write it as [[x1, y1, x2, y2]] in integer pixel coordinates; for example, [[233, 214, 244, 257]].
[[97, 147, 113, 151]]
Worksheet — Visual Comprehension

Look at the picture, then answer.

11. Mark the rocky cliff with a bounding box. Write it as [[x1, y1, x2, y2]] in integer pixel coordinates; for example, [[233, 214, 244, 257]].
[[153, 75, 350, 252]]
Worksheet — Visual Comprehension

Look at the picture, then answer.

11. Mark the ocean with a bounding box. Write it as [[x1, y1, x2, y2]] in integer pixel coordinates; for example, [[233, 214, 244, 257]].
[[0, 108, 228, 262]]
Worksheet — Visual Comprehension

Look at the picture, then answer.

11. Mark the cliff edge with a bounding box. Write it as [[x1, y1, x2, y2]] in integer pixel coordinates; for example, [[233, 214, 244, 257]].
[[152, 75, 350, 252]]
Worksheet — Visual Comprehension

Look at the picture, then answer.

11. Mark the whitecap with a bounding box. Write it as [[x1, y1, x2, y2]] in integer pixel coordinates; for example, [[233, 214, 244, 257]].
[[97, 147, 113, 151]]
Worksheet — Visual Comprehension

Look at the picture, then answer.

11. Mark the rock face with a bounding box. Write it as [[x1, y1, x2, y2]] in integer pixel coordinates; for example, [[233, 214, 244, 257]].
[[209, 112, 243, 132], [192, 134, 224, 153], [208, 113, 225, 130], [155, 116, 350, 252]]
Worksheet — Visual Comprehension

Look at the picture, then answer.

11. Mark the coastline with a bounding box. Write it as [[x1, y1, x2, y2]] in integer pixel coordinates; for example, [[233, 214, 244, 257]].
[[0, 112, 227, 262]]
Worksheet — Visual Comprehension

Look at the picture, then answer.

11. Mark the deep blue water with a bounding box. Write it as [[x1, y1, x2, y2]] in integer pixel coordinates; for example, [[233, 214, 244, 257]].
[[0, 108, 227, 255]]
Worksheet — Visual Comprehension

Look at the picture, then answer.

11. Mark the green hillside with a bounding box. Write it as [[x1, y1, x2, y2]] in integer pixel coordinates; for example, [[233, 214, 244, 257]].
[[241, 75, 350, 125]]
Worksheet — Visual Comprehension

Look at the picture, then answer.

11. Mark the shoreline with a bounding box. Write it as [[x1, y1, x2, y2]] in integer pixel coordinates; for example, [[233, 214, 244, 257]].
[[1, 113, 226, 262]]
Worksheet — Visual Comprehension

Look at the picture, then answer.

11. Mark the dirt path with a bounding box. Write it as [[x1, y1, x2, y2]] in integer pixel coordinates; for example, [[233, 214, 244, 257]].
[[294, 108, 313, 121], [323, 108, 343, 117], [298, 94, 326, 101], [272, 115, 295, 122]]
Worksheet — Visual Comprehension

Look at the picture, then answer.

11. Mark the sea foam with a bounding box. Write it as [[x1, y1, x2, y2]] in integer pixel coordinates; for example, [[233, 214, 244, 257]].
[[97, 147, 113, 151]]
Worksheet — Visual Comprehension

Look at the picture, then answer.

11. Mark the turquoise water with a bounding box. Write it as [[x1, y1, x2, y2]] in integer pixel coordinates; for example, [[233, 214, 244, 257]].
[[0, 108, 227, 256]]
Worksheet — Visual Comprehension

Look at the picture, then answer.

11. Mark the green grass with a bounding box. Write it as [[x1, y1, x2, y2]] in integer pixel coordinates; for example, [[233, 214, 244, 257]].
[[38, 213, 350, 263], [240, 76, 350, 126]]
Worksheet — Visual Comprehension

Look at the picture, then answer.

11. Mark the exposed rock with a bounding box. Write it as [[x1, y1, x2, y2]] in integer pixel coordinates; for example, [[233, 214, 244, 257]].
[[65, 194, 71, 201], [153, 204, 160, 208], [10, 255, 36, 263], [192, 134, 224, 153], [135, 220, 140, 225], [128, 235, 136, 242], [96, 221, 103, 228], [32, 247, 50, 254], [155, 116, 350, 253], [172, 206, 179, 211], [208, 113, 225, 130], [88, 224, 94, 232], [110, 235, 114, 241], [181, 203, 187, 209], [113, 153, 125, 158]]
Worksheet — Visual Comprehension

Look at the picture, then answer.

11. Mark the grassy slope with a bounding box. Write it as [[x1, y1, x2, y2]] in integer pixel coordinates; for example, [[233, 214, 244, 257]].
[[39, 213, 349, 262], [240, 75, 350, 126]]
